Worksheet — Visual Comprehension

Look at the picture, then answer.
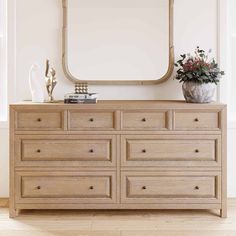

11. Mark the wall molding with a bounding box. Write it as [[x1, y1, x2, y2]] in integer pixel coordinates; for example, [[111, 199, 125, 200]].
[[217, 0, 228, 104]]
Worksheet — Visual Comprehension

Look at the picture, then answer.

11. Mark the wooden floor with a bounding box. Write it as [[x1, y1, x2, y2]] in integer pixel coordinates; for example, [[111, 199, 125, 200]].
[[1, 199, 236, 236]]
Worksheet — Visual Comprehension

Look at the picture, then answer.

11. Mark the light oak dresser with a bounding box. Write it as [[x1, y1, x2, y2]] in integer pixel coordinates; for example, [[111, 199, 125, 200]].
[[10, 101, 227, 217]]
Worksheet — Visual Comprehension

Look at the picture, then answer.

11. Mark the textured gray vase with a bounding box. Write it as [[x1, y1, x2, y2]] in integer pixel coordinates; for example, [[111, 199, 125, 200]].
[[182, 81, 216, 103]]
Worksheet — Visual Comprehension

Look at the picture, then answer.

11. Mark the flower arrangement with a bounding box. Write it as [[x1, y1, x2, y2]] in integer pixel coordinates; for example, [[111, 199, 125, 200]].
[[175, 47, 224, 84]]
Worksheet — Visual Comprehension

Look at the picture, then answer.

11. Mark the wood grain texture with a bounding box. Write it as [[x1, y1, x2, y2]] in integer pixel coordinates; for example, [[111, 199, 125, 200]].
[[15, 171, 116, 204], [14, 135, 116, 167], [14, 110, 66, 131], [121, 171, 221, 204], [121, 135, 221, 167], [21, 140, 111, 161], [174, 110, 220, 131], [2, 198, 236, 235], [9, 101, 227, 218], [121, 110, 170, 130], [68, 110, 116, 130]]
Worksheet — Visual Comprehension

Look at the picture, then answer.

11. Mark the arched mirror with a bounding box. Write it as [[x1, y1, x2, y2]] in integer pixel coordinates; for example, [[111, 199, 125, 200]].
[[62, 0, 174, 85]]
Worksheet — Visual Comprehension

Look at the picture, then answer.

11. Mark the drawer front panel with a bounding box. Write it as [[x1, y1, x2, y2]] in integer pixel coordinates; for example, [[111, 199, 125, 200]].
[[15, 110, 65, 131], [15, 135, 116, 167], [68, 110, 115, 130], [121, 172, 221, 204], [16, 172, 116, 204], [121, 135, 220, 167], [174, 111, 220, 130], [122, 111, 170, 130]]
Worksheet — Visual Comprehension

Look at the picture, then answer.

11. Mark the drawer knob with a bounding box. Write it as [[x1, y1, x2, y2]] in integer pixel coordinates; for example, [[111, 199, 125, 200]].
[[195, 186, 200, 190], [37, 149, 41, 153], [89, 149, 94, 153], [36, 186, 41, 190], [142, 149, 146, 153], [89, 118, 94, 122], [37, 118, 42, 122], [194, 118, 199, 122], [89, 186, 94, 190], [195, 149, 199, 153], [142, 118, 146, 122], [142, 186, 147, 190]]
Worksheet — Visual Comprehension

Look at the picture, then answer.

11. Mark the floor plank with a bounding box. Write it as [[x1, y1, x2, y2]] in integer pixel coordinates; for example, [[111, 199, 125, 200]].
[[0, 199, 236, 236], [122, 231, 236, 236]]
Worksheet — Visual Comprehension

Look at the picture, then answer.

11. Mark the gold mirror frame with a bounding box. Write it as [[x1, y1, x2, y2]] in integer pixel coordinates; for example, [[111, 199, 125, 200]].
[[62, 0, 174, 85]]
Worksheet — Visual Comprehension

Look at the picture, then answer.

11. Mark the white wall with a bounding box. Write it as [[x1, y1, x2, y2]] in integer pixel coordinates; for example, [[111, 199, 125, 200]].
[[0, 126, 8, 197], [0, 0, 235, 197]]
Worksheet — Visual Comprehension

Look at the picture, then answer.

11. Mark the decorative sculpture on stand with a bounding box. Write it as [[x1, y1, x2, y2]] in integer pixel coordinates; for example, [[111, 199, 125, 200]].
[[45, 59, 57, 102]]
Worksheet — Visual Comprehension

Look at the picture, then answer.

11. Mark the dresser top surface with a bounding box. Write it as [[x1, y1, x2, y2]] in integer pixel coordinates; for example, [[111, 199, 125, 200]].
[[10, 100, 226, 109]]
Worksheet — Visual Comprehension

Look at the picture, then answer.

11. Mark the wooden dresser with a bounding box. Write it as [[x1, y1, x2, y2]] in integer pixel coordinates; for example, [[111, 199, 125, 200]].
[[9, 101, 227, 217]]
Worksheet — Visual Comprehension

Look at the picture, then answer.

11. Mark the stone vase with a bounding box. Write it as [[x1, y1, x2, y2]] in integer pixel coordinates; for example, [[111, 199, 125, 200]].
[[182, 81, 216, 103]]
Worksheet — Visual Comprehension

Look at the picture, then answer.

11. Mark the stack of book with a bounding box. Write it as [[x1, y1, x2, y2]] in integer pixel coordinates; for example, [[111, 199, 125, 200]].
[[64, 93, 98, 104]]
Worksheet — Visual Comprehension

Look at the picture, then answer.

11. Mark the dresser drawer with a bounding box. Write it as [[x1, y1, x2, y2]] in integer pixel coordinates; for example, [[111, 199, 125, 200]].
[[121, 135, 220, 167], [122, 110, 170, 130], [121, 171, 221, 204], [15, 135, 116, 167], [16, 171, 116, 204], [15, 110, 66, 131], [68, 110, 116, 130], [174, 110, 220, 130], [15, 110, 67, 131]]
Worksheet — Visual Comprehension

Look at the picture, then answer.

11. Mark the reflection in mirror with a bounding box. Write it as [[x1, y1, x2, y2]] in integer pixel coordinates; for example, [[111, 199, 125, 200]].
[[63, 0, 174, 84]]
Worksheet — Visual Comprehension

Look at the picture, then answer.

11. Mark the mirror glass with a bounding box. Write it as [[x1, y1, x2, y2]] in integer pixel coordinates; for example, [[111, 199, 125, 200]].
[[65, 0, 172, 83]]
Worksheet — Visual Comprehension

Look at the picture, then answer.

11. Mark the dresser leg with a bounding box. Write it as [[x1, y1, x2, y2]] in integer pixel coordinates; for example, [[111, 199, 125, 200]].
[[220, 208, 227, 218], [9, 208, 20, 218]]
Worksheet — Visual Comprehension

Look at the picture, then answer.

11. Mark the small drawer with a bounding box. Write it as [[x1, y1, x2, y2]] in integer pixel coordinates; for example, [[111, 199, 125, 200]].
[[174, 110, 220, 130], [122, 110, 170, 130], [15, 135, 116, 167], [121, 171, 221, 204], [15, 110, 65, 131], [121, 135, 220, 167], [68, 110, 116, 130], [16, 171, 116, 204]]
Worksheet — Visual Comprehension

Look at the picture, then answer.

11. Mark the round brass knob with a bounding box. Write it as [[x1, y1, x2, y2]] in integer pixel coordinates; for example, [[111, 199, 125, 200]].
[[89, 186, 94, 190], [194, 118, 199, 122], [142, 118, 146, 122], [195, 186, 200, 190], [36, 186, 41, 190], [142, 186, 147, 190], [37, 118, 42, 122], [89, 118, 94, 122]]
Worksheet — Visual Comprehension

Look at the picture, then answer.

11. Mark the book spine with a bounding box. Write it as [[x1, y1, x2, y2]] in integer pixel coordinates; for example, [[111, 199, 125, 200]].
[[64, 99, 97, 104]]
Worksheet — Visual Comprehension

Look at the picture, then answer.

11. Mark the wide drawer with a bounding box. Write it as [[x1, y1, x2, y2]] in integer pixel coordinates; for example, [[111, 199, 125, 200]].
[[121, 110, 170, 130], [121, 171, 221, 204], [15, 135, 116, 167], [174, 110, 220, 130], [16, 171, 116, 204], [121, 135, 221, 167], [14, 110, 66, 131], [68, 110, 116, 130]]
